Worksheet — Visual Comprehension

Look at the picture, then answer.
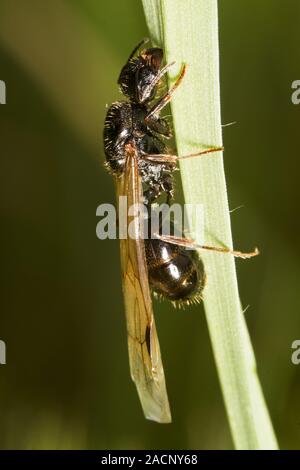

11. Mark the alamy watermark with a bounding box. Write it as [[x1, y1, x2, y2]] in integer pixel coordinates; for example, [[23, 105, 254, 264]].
[[96, 198, 204, 244], [291, 80, 300, 105], [0, 80, 6, 104], [291, 340, 300, 365], [0, 340, 6, 365]]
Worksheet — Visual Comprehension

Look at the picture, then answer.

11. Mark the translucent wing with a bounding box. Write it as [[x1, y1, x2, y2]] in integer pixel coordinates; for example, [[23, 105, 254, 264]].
[[115, 142, 171, 423]]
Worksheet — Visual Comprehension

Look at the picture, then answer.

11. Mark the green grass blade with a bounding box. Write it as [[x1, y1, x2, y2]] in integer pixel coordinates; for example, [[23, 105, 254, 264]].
[[141, 0, 278, 450]]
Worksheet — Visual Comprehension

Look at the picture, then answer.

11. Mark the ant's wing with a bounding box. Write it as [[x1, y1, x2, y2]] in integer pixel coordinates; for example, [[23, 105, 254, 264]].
[[115, 144, 171, 424]]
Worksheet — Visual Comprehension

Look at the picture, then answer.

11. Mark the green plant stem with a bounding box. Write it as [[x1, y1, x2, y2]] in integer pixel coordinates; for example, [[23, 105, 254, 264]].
[[141, 0, 278, 449]]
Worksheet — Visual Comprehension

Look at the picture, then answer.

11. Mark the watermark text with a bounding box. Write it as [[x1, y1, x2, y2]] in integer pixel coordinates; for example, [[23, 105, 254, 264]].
[[0, 80, 6, 104], [291, 80, 300, 105], [0, 340, 6, 365], [291, 340, 300, 365], [96, 198, 204, 243]]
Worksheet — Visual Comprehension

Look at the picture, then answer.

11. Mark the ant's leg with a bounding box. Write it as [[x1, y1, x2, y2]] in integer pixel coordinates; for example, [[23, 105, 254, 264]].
[[143, 146, 224, 164], [143, 171, 175, 207], [141, 61, 176, 105], [143, 184, 161, 207], [146, 64, 187, 120], [146, 115, 172, 138], [128, 38, 149, 60], [166, 191, 173, 206], [161, 174, 174, 205], [155, 234, 259, 259]]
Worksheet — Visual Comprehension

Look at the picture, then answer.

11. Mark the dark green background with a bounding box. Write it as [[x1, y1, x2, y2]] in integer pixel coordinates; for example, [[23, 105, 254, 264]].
[[0, 0, 299, 449]]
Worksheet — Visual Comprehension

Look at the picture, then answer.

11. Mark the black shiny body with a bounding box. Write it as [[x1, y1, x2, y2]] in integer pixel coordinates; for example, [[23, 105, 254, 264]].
[[104, 42, 175, 204], [103, 40, 206, 305], [104, 101, 174, 204], [145, 234, 206, 304]]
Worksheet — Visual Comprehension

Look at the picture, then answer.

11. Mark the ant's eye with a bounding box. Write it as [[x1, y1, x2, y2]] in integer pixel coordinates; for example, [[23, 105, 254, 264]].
[[149, 49, 163, 70], [142, 48, 163, 71]]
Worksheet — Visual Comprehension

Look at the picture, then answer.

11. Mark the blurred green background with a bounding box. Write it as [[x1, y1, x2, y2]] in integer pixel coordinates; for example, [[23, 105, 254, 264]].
[[0, 0, 300, 449]]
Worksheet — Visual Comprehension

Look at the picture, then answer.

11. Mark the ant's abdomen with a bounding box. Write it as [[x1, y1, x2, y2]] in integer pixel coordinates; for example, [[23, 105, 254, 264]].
[[145, 238, 206, 304]]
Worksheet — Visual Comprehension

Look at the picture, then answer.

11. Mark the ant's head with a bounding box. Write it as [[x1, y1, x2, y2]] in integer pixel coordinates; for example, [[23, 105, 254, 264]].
[[118, 46, 163, 104]]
